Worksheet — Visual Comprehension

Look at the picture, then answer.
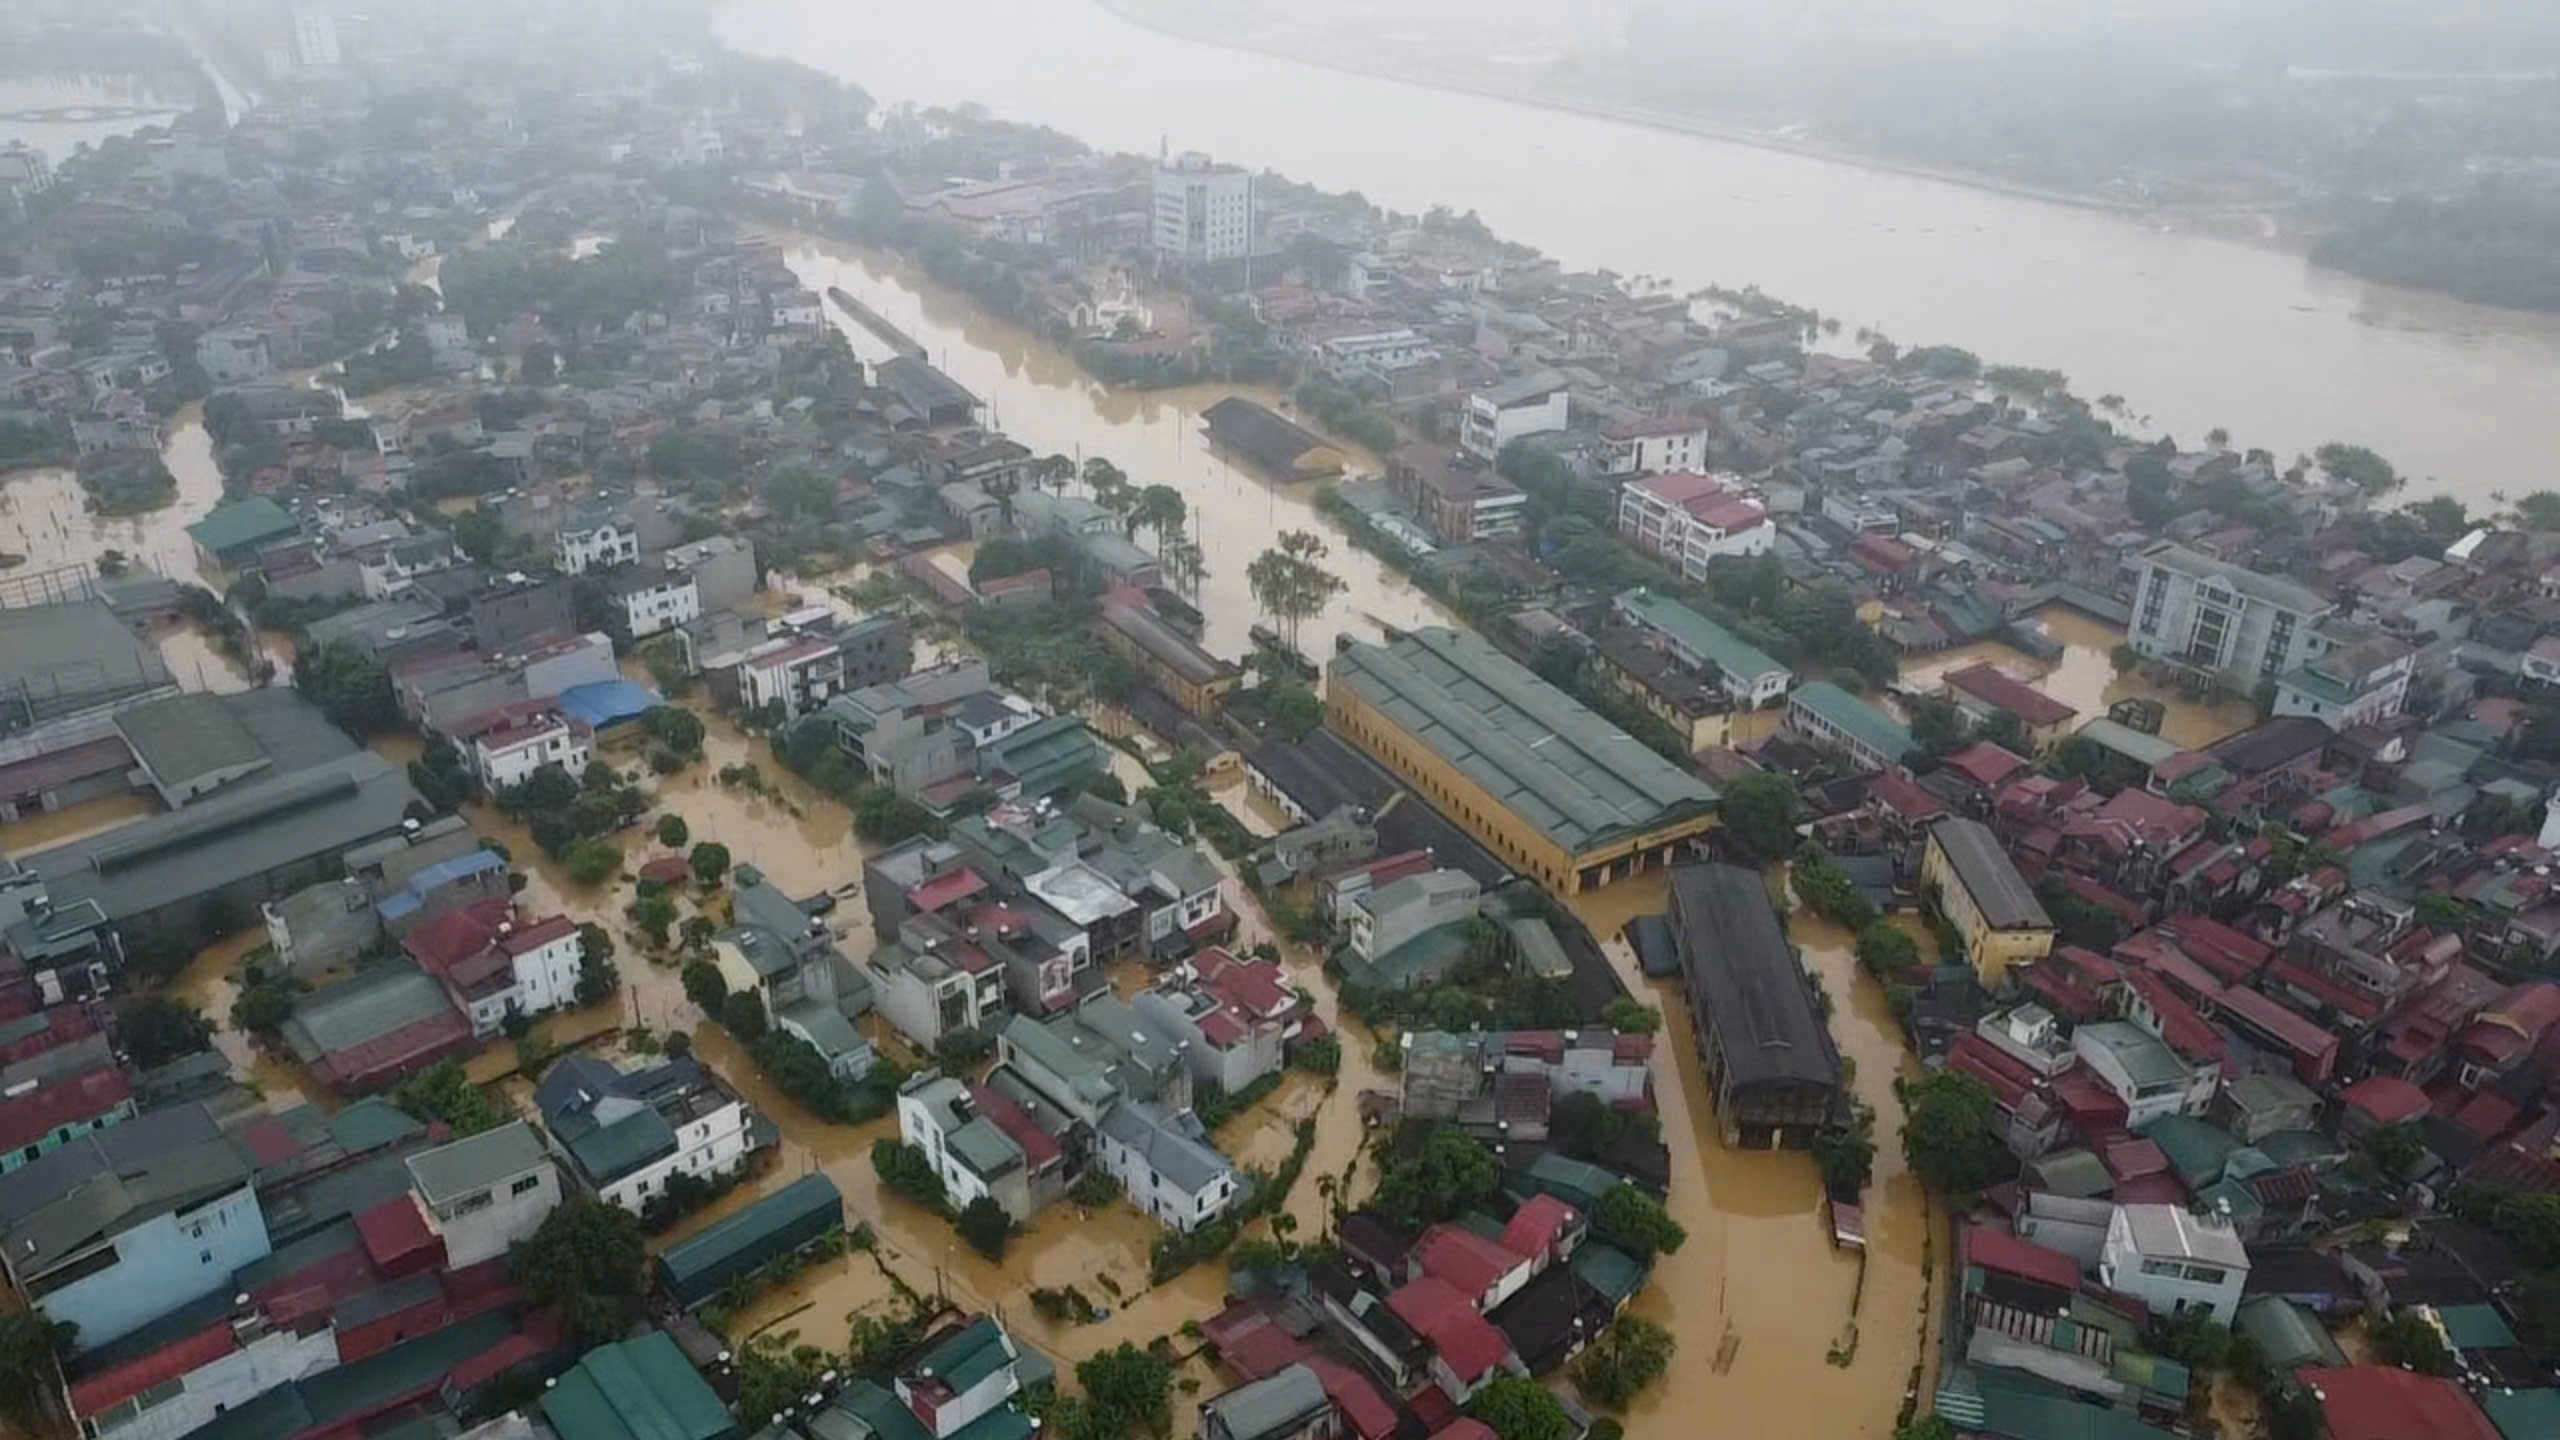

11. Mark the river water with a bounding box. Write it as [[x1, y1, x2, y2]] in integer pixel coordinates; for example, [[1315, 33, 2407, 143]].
[[717, 0, 2560, 511]]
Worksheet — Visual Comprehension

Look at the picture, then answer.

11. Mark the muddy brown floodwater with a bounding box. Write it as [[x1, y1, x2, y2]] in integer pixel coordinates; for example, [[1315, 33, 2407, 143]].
[[1897, 604, 2256, 752], [1568, 875, 1935, 1440], [772, 234, 1455, 663]]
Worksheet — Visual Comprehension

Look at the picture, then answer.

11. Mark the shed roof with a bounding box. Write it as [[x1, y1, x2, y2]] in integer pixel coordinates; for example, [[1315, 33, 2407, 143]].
[[404, 1120, 547, 1205], [1332, 627, 1717, 857], [539, 1330, 738, 1440], [1932, 818, 2053, 930], [1668, 864, 1839, 1089]]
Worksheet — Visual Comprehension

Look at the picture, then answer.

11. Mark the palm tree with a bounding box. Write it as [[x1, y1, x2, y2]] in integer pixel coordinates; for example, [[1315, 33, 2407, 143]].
[[1032, 453, 1074, 491], [1126, 484, 1187, 544]]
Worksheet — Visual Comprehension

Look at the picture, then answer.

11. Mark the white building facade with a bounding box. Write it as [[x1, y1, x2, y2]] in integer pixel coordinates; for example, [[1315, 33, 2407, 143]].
[[1152, 153, 1254, 263], [2098, 1203, 2249, 1325]]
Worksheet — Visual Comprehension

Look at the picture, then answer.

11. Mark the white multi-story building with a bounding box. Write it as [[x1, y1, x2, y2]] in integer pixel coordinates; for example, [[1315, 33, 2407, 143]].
[[461, 700, 591, 790], [1617, 470, 1774, 579], [2072, 1020, 2217, 1127], [2272, 624, 2414, 728], [291, 6, 340, 66], [896, 1071, 1038, 1222], [535, 1054, 761, 1213], [2099, 1203, 2250, 1325], [404, 901, 586, 1037], [1460, 371, 1571, 460], [555, 507, 640, 575], [771, 291, 824, 331], [613, 566, 700, 638], [1317, 329, 1440, 384], [1096, 1100, 1238, 1232], [405, 1121, 561, 1269], [1152, 152, 1255, 263], [1601, 417, 1712, 477], [2127, 541, 2334, 692]]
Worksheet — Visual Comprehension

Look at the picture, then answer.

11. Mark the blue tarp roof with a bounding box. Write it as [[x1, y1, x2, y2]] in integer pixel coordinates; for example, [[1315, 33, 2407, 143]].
[[559, 680, 660, 730], [376, 848, 505, 922]]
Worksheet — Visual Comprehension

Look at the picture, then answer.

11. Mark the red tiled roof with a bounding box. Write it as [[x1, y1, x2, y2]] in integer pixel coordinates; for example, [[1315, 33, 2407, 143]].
[[1944, 664, 2077, 727], [402, 896, 509, 972], [2301, 1366, 2501, 1440], [311, 1009, 475, 1092], [0, 1062, 131, 1153], [1940, 741, 2030, 790], [2100, 1135, 2169, 1182], [2121, 969, 2227, 1066], [2215, 988, 2340, 1069], [2268, 959, 2387, 1024], [1411, 1224, 1524, 1305], [971, 1082, 1062, 1169], [1430, 1422, 1498, 1440], [497, 914, 576, 955], [1501, 1194, 1579, 1261], [1198, 1009, 1249, 1049], [1632, 470, 1725, 505], [2339, 1076, 2430, 1127], [1866, 768, 1949, 821], [2449, 1089, 2521, 1144], [638, 855, 691, 886], [1399, 1279, 1514, 1386], [909, 867, 989, 913], [1305, 1356, 1400, 1440], [1690, 496, 1767, 534], [2112, 1174, 2189, 1205], [67, 1322, 238, 1415], [356, 1195, 439, 1271], [1192, 948, 1295, 1017], [2163, 915, 2275, 983], [1963, 1223, 2081, 1292], [2463, 981, 2560, 1067]]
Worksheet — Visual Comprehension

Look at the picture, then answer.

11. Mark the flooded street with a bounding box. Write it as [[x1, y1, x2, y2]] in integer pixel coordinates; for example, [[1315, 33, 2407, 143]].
[[778, 236, 1456, 662], [1570, 877, 1933, 1440], [1896, 605, 2255, 752]]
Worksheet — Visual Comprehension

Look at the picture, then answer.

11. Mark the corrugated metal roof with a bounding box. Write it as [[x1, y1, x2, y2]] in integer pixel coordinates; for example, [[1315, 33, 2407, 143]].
[[1333, 627, 1717, 856]]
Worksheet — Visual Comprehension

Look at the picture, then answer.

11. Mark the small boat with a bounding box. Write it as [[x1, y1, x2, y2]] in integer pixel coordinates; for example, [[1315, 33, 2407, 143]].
[[1826, 1189, 1867, 1250]]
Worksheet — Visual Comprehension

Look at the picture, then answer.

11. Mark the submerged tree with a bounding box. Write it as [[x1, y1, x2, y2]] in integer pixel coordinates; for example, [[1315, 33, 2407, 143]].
[[1246, 529, 1346, 651]]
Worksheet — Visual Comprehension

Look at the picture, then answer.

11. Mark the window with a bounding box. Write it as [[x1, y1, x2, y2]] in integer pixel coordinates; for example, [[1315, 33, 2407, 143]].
[[510, 1173, 543, 1197]]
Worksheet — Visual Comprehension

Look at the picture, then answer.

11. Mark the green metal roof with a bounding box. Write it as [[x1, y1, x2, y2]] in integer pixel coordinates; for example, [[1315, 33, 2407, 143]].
[[1613, 588, 1789, 686], [2235, 1296, 2347, 1373], [657, 1173, 843, 1290], [567, 1108, 678, 1183], [186, 495, 297, 555], [539, 1330, 738, 1440], [1331, 627, 1718, 857], [2435, 1303, 2519, 1352], [1514, 1153, 1622, 1209], [326, 1097, 427, 1155], [914, 1316, 1012, 1393], [2137, 1115, 2240, 1189], [2484, 1388, 2560, 1440], [1569, 1242, 1650, 1303], [1789, 681, 1914, 764]]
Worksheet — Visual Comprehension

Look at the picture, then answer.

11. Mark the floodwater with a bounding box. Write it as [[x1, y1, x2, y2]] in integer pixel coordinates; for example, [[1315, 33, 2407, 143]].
[[777, 236, 1457, 662], [718, 0, 2560, 511], [1568, 876, 1934, 1440], [169, 928, 338, 1115], [0, 71, 187, 160], [1897, 605, 2255, 752], [0, 791, 159, 854]]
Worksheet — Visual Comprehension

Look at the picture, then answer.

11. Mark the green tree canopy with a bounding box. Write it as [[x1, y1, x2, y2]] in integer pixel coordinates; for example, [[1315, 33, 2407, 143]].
[[1897, 1069, 2006, 1200], [1467, 1376, 1573, 1440], [1719, 771, 1799, 859], [508, 1199, 647, 1342]]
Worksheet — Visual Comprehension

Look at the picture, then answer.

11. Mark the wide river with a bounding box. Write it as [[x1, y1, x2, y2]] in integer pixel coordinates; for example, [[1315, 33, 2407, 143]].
[[718, 0, 2560, 512]]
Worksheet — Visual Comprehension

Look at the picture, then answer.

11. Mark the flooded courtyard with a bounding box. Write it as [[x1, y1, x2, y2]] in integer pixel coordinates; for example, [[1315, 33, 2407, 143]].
[[1897, 603, 2256, 752]]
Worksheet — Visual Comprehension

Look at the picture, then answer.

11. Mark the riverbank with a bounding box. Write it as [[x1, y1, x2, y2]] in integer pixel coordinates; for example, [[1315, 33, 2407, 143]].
[[1089, 0, 2239, 223]]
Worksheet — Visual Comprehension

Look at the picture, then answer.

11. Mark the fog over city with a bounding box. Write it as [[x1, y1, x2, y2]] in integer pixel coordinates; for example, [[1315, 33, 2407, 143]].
[[4, 6, 2560, 1440]]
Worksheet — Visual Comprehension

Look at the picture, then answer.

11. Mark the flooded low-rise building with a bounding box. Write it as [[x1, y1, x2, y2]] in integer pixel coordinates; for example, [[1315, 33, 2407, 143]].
[[536, 1054, 761, 1215], [1667, 863, 1841, 1148], [1924, 817, 2057, 987], [655, 1173, 845, 1311]]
